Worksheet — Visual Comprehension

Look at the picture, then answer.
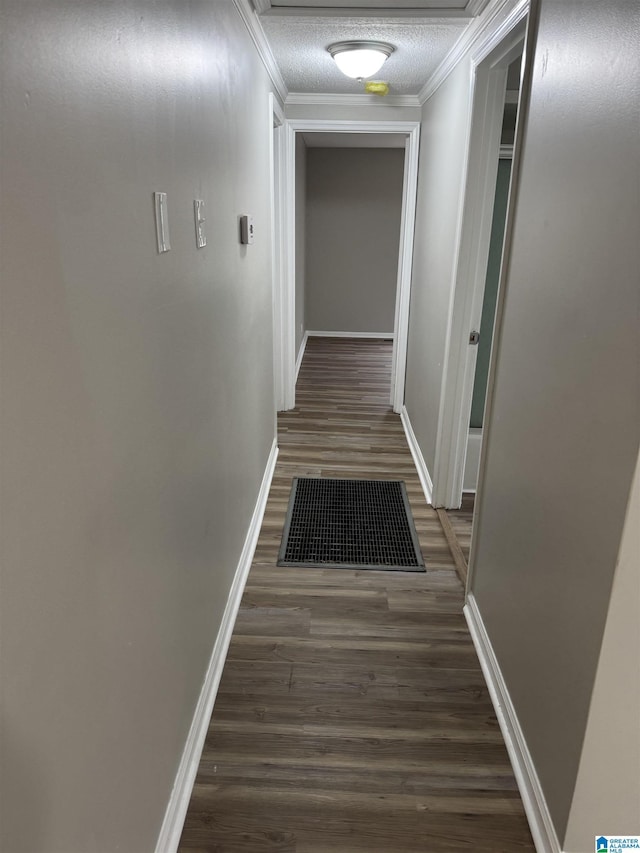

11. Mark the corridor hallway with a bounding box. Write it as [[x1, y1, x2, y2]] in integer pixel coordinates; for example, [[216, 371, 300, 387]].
[[179, 337, 535, 852]]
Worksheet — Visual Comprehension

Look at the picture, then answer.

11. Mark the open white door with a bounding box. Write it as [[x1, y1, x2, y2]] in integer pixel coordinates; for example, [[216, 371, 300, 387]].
[[432, 9, 529, 508]]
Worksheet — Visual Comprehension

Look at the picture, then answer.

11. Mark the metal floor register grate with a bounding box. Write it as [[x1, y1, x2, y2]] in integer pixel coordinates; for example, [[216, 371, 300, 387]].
[[278, 478, 425, 572]]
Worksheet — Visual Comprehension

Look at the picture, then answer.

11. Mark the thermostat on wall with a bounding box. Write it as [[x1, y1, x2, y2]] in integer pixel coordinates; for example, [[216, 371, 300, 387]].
[[240, 215, 255, 245]]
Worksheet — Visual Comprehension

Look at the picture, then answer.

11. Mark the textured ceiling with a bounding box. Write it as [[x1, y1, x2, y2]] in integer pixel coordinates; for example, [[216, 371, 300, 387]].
[[260, 16, 468, 96]]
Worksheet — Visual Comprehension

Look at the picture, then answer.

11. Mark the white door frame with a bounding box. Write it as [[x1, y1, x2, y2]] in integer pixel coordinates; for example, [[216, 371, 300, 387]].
[[269, 94, 287, 411], [431, 1, 529, 507], [279, 118, 421, 412]]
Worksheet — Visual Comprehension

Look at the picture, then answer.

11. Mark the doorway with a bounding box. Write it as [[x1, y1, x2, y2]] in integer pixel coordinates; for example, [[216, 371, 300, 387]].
[[296, 132, 407, 408], [463, 56, 522, 493], [431, 10, 529, 513], [275, 119, 420, 414]]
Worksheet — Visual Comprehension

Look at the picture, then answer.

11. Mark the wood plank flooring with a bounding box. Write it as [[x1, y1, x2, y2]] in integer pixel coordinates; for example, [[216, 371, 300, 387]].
[[179, 337, 534, 853], [445, 494, 476, 565]]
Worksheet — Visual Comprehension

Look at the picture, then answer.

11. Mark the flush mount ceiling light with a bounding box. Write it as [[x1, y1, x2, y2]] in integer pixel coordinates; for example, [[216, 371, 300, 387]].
[[327, 41, 395, 80]]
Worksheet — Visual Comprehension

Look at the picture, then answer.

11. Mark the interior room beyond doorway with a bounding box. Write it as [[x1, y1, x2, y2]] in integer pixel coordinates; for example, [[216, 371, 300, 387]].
[[294, 132, 407, 377]]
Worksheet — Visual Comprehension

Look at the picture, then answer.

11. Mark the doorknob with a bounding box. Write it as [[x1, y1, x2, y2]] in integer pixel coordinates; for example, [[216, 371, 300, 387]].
[[469, 330, 480, 345]]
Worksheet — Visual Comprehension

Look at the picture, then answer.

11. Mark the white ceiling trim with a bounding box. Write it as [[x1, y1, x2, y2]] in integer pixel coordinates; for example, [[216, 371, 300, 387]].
[[286, 92, 421, 107], [288, 118, 421, 132], [260, 6, 473, 18], [417, 0, 528, 103], [465, 0, 493, 14], [232, 0, 288, 103], [470, 0, 528, 64], [253, 0, 487, 17]]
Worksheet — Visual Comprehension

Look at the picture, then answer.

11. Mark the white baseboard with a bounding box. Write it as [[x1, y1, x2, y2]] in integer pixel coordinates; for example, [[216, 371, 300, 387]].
[[464, 595, 563, 853], [295, 332, 308, 380], [306, 330, 395, 339], [155, 438, 279, 853], [400, 405, 433, 505]]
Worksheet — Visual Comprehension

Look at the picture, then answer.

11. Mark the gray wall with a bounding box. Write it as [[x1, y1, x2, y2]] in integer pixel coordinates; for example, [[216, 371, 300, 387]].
[[564, 449, 640, 851], [0, 2, 276, 851], [403, 0, 639, 845], [471, 0, 639, 844], [404, 59, 473, 471], [295, 134, 307, 355], [305, 147, 405, 334]]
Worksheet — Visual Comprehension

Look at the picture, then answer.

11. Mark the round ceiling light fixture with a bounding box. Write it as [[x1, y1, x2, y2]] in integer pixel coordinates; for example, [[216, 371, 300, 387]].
[[327, 41, 395, 80]]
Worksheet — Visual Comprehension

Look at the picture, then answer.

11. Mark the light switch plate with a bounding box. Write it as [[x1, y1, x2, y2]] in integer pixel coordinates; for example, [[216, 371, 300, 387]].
[[194, 199, 206, 249], [240, 214, 255, 245], [154, 192, 171, 253]]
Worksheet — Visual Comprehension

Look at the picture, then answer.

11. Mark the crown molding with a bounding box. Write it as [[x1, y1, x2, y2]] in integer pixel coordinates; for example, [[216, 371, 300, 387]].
[[286, 118, 420, 133], [261, 6, 473, 18], [286, 92, 421, 107], [232, 0, 288, 104], [465, 0, 492, 14], [418, 0, 528, 104], [255, 0, 475, 17], [251, 0, 496, 15]]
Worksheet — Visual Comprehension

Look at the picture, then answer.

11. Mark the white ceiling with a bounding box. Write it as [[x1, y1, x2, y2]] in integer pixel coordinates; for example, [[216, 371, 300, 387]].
[[254, 0, 489, 98], [261, 16, 468, 96]]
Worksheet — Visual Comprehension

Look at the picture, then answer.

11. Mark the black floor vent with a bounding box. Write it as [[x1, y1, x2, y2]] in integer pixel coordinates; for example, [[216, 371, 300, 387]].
[[278, 478, 425, 572]]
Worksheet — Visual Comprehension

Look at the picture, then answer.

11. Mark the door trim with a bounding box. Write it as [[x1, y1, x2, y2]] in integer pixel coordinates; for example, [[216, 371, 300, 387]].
[[269, 94, 287, 411], [280, 119, 421, 412], [432, 1, 528, 507], [465, 0, 539, 591], [391, 129, 421, 413]]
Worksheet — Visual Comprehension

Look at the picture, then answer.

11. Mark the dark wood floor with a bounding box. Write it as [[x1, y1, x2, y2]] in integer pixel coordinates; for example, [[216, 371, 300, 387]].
[[446, 494, 476, 564], [179, 337, 534, 853]]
